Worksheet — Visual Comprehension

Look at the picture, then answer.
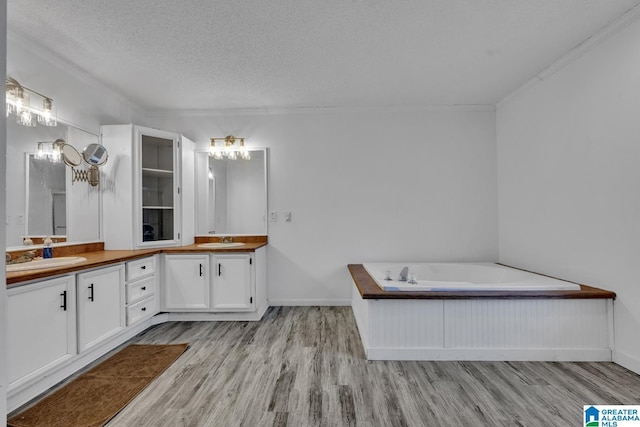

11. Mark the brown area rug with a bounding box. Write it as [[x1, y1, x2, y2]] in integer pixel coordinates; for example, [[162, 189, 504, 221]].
[[8, 343, 189, 427]]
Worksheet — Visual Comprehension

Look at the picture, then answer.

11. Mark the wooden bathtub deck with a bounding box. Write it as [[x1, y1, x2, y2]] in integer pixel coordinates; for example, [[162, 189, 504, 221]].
[[348, 264, 616, 300]]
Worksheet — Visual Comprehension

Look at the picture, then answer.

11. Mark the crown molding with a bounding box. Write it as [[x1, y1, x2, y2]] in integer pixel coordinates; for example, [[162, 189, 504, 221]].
[[498, 4, 640, 108], [145, 103, 496, 118]]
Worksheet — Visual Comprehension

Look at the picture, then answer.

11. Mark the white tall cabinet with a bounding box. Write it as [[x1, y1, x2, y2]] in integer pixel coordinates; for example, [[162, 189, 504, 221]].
[[101, 125, 195, 249]]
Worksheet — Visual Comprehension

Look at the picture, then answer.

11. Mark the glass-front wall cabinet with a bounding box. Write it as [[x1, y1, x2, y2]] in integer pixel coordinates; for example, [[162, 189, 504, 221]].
[[102, 124, 189, 250], [141, 135, 175, 243]]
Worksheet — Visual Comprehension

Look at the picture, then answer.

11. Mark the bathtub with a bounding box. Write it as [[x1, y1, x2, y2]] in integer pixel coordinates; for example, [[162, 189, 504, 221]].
[[349, 262, 615, 361], [362, 262, 581, 291]]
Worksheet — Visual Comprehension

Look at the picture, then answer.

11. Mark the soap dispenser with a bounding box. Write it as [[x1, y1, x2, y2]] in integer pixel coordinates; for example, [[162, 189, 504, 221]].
[[43, 236, 53, 259]]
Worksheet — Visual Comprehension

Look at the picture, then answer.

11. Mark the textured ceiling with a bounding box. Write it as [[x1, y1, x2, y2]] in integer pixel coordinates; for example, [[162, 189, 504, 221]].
[[7, 0, 640, 111]]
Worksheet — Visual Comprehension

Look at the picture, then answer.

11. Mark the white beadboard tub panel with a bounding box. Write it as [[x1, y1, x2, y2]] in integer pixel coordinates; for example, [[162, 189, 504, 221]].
[[443, 299, 611, 349], [351, 283, 370, 353], [366, 347, 612, 361], [368, 299, 444, 348]]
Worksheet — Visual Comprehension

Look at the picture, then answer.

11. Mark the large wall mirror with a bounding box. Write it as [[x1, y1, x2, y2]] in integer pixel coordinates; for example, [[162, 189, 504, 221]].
[[6, 119, 101, 248], [195, 149, 268, 236]]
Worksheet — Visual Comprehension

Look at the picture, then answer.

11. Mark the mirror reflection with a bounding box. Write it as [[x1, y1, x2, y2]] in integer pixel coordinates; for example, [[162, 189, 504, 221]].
[[83, 143, 108, 166], [27, 155, 66, 237], [195, 150, 267, 235], [6, 119, 102, 248]]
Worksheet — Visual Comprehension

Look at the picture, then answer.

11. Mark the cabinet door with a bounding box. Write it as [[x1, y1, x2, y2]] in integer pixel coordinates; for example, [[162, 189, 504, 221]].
[[7, 276, 76, 388], [212, 254, 253, 311], [77, 264, 125, 352], [136, 126, 181, 248], [164, 254, 210, 310]]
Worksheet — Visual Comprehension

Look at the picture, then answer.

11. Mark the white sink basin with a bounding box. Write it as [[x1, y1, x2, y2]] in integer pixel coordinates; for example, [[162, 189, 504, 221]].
[[197, 242, 246, 249], [6, 256, 87, 272]]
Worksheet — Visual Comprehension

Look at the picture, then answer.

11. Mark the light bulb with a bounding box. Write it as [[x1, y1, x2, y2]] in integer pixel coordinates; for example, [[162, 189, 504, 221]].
[[15, 89, 34, 126], [38, 98, 57, 126], [18, 109, 35, 126]]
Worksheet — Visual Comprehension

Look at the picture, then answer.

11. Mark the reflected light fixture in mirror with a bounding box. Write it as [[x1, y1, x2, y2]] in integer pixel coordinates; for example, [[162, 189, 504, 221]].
[[6, 77, 57, 127], [35, 139, 65, 162], [210, 135, 251, 160]]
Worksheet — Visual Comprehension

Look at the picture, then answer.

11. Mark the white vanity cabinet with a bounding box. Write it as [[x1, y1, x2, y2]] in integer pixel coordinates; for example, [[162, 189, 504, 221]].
[[101, 124, 195, 250], [211, 253, 253, 311], [77, 264, 126, 352], [163, 254, 211, 310], [162, 247, 267, 316], [125, 255, 158, 325], [7, 275, 76, 388]]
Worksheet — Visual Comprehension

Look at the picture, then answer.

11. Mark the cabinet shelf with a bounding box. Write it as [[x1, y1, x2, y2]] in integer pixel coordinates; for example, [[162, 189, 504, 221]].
[[142, 168, 174, 177]]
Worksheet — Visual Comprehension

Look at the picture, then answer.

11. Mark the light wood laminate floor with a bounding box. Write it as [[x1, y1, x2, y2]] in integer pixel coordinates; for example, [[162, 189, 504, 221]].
[[70, 307, 640, 425]]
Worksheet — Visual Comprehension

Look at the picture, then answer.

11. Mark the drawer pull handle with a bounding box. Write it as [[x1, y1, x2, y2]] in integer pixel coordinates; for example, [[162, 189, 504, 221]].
[[88, 284, 94, 302], [141, 286, 146, 291], [60, 291, 67, 311], [199, 264, 204, 277], [141, 265, 146, 270], [141, 307, 147, 311], [218, 263, 222, 277]]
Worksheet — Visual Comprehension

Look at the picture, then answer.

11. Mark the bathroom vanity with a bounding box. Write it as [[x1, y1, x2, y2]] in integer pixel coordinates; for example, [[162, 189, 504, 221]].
[[5, 238, 267, 412]]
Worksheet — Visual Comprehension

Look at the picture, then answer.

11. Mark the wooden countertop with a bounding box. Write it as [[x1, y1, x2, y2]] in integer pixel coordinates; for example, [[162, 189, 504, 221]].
[[348, 264, 616, 300], [7, 250, 159, 286], [7, 241, 268, 286], [162, 242, 267, 253]]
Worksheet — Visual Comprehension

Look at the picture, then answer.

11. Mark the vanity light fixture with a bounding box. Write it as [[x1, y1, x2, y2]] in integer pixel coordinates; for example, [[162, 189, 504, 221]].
[[209, 135, 251, 160], [35, 139, 65, 162], [6, 77, 57, 127]]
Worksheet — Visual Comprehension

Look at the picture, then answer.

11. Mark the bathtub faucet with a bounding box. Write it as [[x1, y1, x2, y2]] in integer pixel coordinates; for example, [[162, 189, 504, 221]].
[[398, 266, 408, 281]]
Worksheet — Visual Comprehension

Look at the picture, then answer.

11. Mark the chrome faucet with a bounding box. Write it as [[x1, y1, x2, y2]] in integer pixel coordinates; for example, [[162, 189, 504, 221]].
[[222, 236, 234, 244], [398, 266, 409, 281]]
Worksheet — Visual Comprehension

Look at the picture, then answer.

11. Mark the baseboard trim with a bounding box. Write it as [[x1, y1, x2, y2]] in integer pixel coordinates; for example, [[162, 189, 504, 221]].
[[165, 304, 268, 322], [613, 349, 640, 375], [365, 347, 613, 362], [268, 299, 351, 306]]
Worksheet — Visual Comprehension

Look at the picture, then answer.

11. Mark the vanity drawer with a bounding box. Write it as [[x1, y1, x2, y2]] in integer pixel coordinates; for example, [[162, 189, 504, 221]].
[[126, 256, 155, 282], [126, 276, 154, 304], [127, 296, 155, 326]]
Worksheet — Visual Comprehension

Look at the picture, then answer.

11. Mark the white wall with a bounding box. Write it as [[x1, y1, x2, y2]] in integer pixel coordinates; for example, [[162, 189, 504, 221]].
[[1, 2, 8, 422], [7, 32, 144, 133], [147, 108, 498, 304], [497, 17, 640, 373], [5, 35, 143, 247]]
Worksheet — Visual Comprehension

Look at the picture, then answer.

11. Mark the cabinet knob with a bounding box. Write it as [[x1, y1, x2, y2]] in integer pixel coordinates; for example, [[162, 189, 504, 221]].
[[141, 265, 146, 270], [141, 286, 146, 291], [141, 307, 147, 311]]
